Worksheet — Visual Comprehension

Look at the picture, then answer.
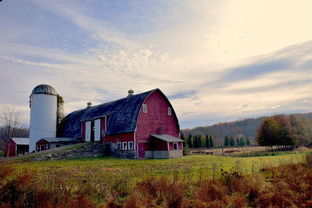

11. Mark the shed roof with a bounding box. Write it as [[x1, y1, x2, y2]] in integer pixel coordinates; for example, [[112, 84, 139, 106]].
[[39, 137, 80, 143], [12, 138, 29, 145], [62, 89, 157, 138], [151, 134, 184, 142]]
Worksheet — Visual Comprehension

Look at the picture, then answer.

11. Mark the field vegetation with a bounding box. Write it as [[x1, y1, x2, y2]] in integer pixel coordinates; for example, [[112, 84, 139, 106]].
[[1, 152, 311, 207]]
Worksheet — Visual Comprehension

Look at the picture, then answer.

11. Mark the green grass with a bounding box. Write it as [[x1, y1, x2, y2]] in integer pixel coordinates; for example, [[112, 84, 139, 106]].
[[8, 152, 306, 185]]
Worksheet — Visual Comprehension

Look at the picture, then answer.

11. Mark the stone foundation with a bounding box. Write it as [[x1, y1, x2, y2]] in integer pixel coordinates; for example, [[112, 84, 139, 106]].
[[145, 150, 183, 159]]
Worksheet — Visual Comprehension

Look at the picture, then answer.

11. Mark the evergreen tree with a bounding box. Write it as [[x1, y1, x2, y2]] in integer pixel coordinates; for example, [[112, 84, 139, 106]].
[[246, 138, 250, 145], [205, 134, 210, 148], [236, 138, 240, 146], [209, 136, 214, 147], [230, 137, 235, 146], [180, 132, 186, 148], [187, 134, 193, 148], [197, 134, 202, 148], [224, 136, 229, 147], [240, 137, 245, 146]]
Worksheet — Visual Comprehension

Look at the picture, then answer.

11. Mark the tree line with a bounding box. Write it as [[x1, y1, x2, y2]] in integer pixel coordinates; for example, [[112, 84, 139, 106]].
[[181, 133, 215, 148], [256, 114, 312, 148], [223, 136, 250, 147]]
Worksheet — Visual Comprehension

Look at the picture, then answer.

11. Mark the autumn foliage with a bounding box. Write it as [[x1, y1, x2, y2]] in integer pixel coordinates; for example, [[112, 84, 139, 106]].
[[1, 155, 312, 208]]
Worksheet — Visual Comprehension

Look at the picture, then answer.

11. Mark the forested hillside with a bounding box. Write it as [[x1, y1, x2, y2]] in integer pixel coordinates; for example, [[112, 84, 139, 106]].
[[182, 112, 312, 145]]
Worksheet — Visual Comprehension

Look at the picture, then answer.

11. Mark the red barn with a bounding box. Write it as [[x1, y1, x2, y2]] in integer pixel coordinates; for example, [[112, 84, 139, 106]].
[[4, 138, 29, 157], [61, 89, 183, 159]]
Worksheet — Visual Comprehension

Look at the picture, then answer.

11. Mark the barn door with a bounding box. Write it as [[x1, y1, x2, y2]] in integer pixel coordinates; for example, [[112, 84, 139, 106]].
[[94, 119, 101, 141], [85, 121, 91, 142]]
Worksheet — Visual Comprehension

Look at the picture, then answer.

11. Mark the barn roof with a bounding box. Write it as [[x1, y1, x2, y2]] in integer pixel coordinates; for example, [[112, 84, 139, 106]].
[[62, 89, 156, 138], [12, 138, 29, 145], [151, 134, 184, 142]]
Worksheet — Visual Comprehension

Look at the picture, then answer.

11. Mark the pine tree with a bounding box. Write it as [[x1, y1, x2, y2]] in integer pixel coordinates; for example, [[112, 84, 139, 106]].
[[236, 138, 240, 146], [209, 136, 214, 147], [224, 136, 229, 147], [246, 138, 250, 146], [205, 134, 210, 148], [187, 134, 193, 148], [230, 137, 235, 146]]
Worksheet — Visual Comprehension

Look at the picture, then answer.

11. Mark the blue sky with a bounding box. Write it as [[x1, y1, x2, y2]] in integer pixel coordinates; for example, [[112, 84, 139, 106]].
[[1, 0, 312, 128]]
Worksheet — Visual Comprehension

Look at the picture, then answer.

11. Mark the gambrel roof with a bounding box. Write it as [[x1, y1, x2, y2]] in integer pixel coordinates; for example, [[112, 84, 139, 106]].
[[62, 89, 156, 138]]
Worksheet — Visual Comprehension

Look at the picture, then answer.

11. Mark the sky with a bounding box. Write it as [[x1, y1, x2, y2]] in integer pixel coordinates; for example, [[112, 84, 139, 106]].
[[0, 0, 312, 129]]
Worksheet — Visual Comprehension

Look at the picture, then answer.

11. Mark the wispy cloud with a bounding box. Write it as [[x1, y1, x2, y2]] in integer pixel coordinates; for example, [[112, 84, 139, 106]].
[[1, 0, 312, 128]]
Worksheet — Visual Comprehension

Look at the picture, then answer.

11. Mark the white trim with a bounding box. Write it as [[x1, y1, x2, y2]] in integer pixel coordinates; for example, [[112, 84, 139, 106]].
[[168, 107, 172, 115], [94, 119, 101, 141], [142, 104, 147, 113], [167, 142, 169, 151], [122, 142, 127, 150], [117, 142, 122, 150], [85, 121, 91, 142], [128, 141, 133, 150], [173, 142, 178, 150]]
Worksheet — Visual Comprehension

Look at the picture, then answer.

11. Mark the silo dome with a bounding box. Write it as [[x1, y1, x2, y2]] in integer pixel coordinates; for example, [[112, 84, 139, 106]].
[[31, 84, 57, 96]]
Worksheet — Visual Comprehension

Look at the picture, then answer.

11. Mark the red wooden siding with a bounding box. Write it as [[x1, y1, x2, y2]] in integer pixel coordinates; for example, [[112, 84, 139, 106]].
[[104, 132, 134, 143], [136, 91, 179, 151], [81, 121, 86, 141]]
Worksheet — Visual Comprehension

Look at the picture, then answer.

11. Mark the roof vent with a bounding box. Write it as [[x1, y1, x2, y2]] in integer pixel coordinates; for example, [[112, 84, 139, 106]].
[[128, 89, 134, 97], [87, 102, 92, 108]]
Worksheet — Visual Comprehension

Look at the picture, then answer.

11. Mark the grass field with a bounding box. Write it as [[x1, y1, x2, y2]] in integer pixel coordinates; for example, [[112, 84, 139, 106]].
[[2, 152, 312, 207], [8, 152, 307, 184]]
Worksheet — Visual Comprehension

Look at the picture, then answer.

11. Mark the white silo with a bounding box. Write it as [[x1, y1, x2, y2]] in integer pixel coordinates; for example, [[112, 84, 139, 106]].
[[29, 84, 57, 152]]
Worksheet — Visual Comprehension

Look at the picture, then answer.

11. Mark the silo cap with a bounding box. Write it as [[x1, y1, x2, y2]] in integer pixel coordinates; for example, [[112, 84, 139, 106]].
[[31, 84, 57, 96]]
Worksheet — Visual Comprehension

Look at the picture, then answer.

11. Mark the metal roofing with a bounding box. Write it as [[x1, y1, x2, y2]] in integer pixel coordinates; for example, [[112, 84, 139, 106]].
[[151, 134, 184, 142], [62, 89, 156, 138], [40, 137, 80, 143], [12, 138, 29, 145], [31, 84, 57, 96]]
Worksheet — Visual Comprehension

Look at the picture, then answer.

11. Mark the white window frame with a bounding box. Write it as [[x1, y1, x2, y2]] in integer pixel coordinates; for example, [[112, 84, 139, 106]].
[[173, 142, 178, 150], [122, 142, 128, 150], [168, 107, 172, 115], [142, 104, 147, 113], [45, 144, 49, 149], [128, 141, 133, 150], [117, 142, 122, 150]]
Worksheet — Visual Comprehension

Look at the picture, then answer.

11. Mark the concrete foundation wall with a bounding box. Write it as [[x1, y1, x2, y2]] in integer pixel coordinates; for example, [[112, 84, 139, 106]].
[[145, 150, 182, 159]]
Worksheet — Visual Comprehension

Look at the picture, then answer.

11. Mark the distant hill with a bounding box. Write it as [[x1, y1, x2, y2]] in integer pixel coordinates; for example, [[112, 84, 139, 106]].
[[182, 112, 312, 145]]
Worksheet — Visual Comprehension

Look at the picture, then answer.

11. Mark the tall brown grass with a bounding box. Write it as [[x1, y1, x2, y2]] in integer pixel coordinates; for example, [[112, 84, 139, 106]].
[[1, 154, 312, 208]]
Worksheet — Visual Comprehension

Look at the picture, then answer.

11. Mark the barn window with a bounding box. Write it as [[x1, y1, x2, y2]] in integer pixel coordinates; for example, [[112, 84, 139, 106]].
[[122, 142, 127, 150], [45, 144, 49, 149], [128, 141, 133, 150], [168, 107, 172, 115], [173, 143, 178, 150], [142, 104, 147, 113], [117, 142, 122, 150]]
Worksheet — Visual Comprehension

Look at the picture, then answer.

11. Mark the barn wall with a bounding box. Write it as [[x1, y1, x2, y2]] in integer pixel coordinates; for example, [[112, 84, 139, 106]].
[[104, 132, 134, 143], [81, 121, 86, 141], [5, 139, 16, 157], [136, 91, 179, 143], [151, 138, 168, 151]]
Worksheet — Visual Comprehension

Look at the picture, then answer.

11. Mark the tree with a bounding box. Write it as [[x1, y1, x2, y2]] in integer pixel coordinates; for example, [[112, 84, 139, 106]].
[[246, 138, 250, 146], [180, 132, 186, 148], [229, 137, 235, 146], [187, 134, 193, 148], [236, 138, 240, 146], [0, 107, 27, 150], [224, 136, 229, 147], [205, 134, 210, 148], [209, 136, 214, 147]]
